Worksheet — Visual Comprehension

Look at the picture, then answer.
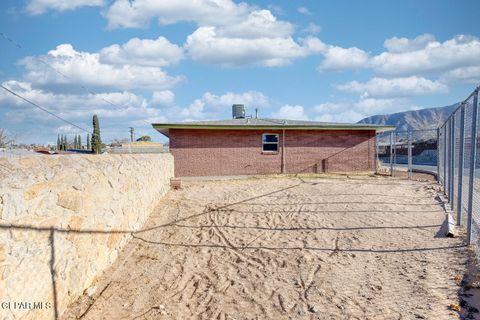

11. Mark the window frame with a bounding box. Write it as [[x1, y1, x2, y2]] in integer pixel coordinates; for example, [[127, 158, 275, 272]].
[[261, 133, 279, 153]]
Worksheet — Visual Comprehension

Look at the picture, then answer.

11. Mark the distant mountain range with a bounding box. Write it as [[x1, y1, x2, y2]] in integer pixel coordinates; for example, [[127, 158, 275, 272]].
[[357, 103, 459, 132]]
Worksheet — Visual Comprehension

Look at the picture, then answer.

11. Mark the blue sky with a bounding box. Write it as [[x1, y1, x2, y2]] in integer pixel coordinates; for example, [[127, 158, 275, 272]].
[[0, 0, 479, 144]]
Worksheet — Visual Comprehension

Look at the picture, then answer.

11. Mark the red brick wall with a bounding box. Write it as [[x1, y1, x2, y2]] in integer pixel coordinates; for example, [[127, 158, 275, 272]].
[[169, 129, 376, 177]]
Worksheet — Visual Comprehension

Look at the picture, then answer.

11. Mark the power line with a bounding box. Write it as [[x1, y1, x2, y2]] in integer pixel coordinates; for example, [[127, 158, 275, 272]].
[[1, 32, 90, 132], [0, 32, 22, 49], [0, 84, 89, 133]]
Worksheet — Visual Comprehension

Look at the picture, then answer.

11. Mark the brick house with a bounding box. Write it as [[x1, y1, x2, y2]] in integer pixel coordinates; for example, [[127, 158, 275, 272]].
[[152, 118, 394, 177]]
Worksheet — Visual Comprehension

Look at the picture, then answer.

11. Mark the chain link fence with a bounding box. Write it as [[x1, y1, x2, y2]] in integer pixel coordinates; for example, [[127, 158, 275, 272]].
[[377, 86, 480, 257], [377, 128, 438, 178], [437, 87, 480, 253]]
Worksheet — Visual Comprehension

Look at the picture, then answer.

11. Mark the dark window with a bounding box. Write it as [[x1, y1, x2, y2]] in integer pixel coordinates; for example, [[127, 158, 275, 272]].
[[262, 133, 279, 152]]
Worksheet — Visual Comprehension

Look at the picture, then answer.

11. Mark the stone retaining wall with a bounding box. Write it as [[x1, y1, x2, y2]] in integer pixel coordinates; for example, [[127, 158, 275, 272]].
[[0, 154, 174, 319]]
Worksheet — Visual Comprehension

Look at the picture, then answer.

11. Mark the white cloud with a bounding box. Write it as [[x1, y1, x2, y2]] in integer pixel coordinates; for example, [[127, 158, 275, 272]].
[[313, 102, 347, 114], [56, 124, 84, 135], [320, 34, 479, 100], [297, 7, 312, 15], [178, 99, 206, 119], [173, 91, 270, 120], [185, 26, 313, 67], [371, 34, 480, 76], [302, 22, 321, 34], [271, 105, 308, 120], [301, 37, 328, 54], [383, 33, 436, 53], [99, 37, 183, 67], [354, 98, 419, 114], [26, 0, 104, 15], [440, 66, 480, 84], [315, 110, 365, 123], [337, 76, 448, 98], [103, 1, 328, 67], [104, 0, 251, 29], [0, 80, 154, 119], [315, 34, 480, 85], [319, 46, 369, 71], [173, 4, 329, 68], [1, 79, 270, 126], [313, 102, 364, 123], [103, 1, 331, 68], [0, 78, 272, 143], [0, 80, 168, 142], [183, 26, 325, 68], [19, 44, 182, 91], [202, 91, 269, 109], [151, 90, 175, 106], [216, 10, 294, 39]]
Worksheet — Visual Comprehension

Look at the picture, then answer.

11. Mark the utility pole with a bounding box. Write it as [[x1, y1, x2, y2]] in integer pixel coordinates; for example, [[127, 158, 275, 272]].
[[129, 127, 135, 142]]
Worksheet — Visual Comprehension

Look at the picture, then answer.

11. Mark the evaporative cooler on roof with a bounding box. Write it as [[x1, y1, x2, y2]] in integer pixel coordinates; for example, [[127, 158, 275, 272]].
[[232, 104, 246, 119]]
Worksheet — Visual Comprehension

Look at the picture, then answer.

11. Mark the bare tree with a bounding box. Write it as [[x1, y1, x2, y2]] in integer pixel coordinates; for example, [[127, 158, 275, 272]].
[[0, 129, 14, 148], [111, 138, 129, 147]]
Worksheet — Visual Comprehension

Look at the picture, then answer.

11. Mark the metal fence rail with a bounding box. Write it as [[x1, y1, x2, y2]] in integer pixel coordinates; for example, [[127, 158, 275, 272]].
[[437, 87, 480, 252], [377, 86, 480, 258], [377, 128, 438, 178]]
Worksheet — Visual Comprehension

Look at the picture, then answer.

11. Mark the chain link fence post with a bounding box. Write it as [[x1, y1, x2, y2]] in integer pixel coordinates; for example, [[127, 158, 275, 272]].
[[407, 130, 412, 180], [436, 127, 440, 182], [447, 118, 452, 207], [457, 105, 466, 225], [467, 90, 479, 245], [446, 121, 451, 197], [443, 123, 448, 195], [390, 131, 394, 176], [376, 133, 379, 173], [393, 132, 397, 177], [450, 113, 456, 210]]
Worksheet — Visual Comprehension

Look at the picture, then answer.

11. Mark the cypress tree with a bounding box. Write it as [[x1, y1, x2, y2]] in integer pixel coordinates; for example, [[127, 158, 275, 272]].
[[92, 114, 102, 154], [74, 135, 78, 149], [57, 135, 61, 150], [78, 135, 82, 149], [87, 133, 91, 151]]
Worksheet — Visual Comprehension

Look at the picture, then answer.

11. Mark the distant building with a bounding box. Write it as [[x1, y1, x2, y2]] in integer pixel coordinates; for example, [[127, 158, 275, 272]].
[[108, 141, 164, 154], [153, 107, 394, 177]]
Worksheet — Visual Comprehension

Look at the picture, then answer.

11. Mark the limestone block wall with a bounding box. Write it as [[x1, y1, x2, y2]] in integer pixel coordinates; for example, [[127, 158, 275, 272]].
[[0, 154, 174, 319]]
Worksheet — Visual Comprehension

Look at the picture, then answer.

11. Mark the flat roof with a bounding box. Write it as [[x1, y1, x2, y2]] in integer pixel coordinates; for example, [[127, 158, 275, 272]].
[[152, 118, 395, 137]]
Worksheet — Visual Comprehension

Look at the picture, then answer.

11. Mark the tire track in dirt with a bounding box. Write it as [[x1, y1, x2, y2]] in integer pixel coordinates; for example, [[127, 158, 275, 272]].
[[61, 176, 468, 320]]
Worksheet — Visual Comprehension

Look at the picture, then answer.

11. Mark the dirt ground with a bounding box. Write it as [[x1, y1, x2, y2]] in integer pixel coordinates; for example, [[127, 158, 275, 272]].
[[63, 175, 474, 320]]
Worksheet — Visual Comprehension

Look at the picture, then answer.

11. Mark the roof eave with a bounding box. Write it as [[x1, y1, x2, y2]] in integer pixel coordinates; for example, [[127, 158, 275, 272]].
[[156, 127, 170, 137], [152, 123, 395, 133]]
